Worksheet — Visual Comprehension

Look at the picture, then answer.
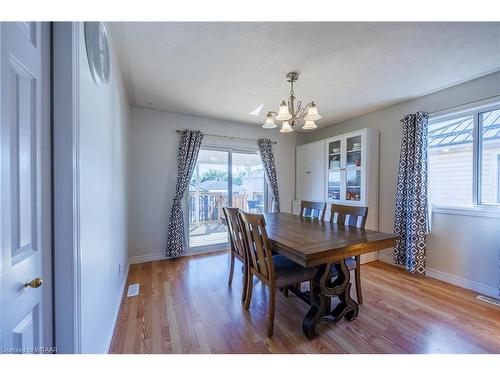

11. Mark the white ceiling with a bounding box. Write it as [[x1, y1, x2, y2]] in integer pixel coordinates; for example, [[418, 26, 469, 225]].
[[109, 22, 500, 130]]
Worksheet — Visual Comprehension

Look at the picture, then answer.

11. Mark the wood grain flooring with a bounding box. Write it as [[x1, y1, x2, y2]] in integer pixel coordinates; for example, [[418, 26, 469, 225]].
[[109, 251, 500, 354]]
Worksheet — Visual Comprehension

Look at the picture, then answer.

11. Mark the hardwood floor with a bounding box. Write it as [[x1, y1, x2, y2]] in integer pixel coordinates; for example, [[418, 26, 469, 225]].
[[109, 251, 500, 354]]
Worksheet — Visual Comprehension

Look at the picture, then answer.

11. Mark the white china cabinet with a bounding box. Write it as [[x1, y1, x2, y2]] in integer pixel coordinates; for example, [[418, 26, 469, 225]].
[[295, 128, 379, 231]]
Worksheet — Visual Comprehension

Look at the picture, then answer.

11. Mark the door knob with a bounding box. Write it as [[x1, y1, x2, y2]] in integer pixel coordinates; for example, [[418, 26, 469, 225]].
[[24, 278, 43, 289]]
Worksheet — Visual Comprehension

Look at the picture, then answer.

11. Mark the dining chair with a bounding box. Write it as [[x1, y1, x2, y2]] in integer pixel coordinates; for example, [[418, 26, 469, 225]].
[[239, 211, 317, 337], [299, 200, 327, 220], [247, 199, 259, 213], [222, 206, 248, 303], [292, 200, 327, 297], [328, 204, 368, 304]]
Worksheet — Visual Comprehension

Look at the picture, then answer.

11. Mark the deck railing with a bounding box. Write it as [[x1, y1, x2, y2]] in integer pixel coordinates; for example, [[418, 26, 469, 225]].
[[189, 192, 263, 223]]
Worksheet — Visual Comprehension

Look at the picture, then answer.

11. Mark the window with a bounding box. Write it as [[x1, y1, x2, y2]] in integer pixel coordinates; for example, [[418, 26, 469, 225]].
[[479, 109, 500, 204], [428, 103, 500, 209], [428, 115, 474, 206]]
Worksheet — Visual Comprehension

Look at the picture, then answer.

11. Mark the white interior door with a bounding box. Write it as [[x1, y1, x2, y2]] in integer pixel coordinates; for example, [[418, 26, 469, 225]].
[[0, 22, 52, 353]]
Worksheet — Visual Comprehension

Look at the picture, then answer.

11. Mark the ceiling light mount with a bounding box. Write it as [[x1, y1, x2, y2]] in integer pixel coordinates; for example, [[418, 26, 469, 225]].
[[263, 72, 321, 133], [286, 71, 300, 83]]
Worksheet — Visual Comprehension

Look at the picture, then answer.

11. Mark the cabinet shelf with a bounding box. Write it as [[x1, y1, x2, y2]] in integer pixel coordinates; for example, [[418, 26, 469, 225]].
[[347, 149, 361, 153], [329, 167, 362, 171]]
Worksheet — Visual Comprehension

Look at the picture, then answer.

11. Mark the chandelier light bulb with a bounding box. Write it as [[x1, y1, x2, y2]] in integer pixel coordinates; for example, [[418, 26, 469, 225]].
[[304, 102, 321, 121], [275, 100, 292, 121], [280, 121, 293, 133], [262, 113, 277, 129], [302, 120, 317, 130]]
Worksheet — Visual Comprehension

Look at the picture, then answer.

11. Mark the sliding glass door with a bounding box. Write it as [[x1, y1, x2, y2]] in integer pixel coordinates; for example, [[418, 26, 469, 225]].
[[189, 149, 230, 249], [231, 152, 266, 213], [188, 148, 266, 251]]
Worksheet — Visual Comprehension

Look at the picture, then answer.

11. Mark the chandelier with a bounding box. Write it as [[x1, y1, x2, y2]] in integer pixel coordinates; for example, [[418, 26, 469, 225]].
[[262, 72, 321, 133]]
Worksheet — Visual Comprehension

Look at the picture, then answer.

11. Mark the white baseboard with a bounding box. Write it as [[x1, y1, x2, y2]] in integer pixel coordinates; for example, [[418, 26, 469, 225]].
[[425, 268, 499, 298], [129, 247, 230, 265], [378, 252, 398, 266], [129, 253, 167, 264], [103, 262, 130, 354], [360, 252, 378, 264], [378, 252, 499, 298]]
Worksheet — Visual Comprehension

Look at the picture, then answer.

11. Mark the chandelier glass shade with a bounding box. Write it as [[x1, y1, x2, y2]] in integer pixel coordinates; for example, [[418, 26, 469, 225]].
[[275, 101, 292, 121], [263, 72, 321, 132], [280, 121, 293, 133], [304, 103, 321, 121], [302, 120, 318, 130], [262, 113, 277, 129]]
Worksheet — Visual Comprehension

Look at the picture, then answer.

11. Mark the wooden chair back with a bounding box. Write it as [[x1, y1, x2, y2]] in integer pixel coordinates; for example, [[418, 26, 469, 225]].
[[329, 204, 368, 229], [299, 200, 327, 220], [238, 211, 275, 285], [222, 206, 246, 261]]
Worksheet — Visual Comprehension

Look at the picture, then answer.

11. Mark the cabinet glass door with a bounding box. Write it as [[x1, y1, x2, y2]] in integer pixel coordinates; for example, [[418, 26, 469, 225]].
[[328, 140, 341, 170], [345, 135, 362, 201], [328, 171, 341, 200], [327, 139, 342, 201]]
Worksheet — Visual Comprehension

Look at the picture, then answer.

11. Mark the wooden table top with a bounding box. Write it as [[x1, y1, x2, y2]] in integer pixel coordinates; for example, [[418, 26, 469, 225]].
[[263, 212, 398, 267]]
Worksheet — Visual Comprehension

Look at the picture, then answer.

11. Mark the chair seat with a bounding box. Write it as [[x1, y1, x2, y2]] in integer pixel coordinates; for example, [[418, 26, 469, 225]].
[[233, 250, 244, 262], [272, 255, 317, 288], [345, 257, 357, 270]]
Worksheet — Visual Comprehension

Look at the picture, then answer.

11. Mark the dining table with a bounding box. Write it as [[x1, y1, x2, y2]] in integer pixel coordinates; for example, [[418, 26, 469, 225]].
[[260, 212, 398, 339]]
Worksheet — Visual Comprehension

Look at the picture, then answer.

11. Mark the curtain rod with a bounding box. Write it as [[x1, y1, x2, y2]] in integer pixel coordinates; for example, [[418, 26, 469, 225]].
[[175, 130, 277, 144], [400, 94, 500, 122]]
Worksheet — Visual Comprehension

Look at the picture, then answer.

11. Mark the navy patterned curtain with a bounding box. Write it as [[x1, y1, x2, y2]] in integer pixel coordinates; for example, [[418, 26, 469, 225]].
[[393, 112, 429, 274], [166, 130, 203, 257], [257, 139, 280, 213]]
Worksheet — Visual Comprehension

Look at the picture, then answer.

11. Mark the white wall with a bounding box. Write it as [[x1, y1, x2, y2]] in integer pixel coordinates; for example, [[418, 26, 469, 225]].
[[54, 23, 130, 353], [127, 107, 296, 263], [298, 71, 500, 297], [78, 24, 130, 353]]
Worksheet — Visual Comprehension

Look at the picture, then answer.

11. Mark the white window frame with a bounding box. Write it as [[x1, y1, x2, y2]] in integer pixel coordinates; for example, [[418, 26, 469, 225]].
[[495, 153, 500, 204], [429, 97, 500, 218]]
